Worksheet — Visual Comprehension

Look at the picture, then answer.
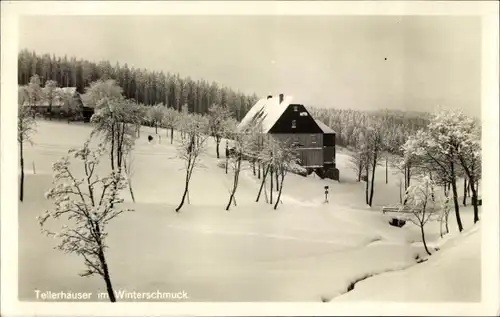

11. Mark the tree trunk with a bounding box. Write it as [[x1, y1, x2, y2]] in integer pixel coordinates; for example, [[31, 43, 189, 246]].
[[216, 137, 220, 159], [155, 123, 158, 134], [385, 157, 388, 184], [226, 155, 241, 211], [450, 167, 463, 232], [258, 162, 261, 179], [275, 171, 279, 191], [404, 166, 407, 190], [420, 223, 431, 256], [274, 173, 285, 210], [439, 213, 444, 238], [406, 164, 411, 189], [469, 177, 480, 223], [110, 122, 115, 171], [368, 153, 377, 207], [123, 160, 135, 203], [256, 165, 270, 202], [176, 161, 192, 212], [399, 179, 403, 204], [365, 163, 369, 205], [270, 166, 274, 205], [252, 160, 256, 176], [94, 224, 116, 302], [463, 179, 467, 206], [19, 141, 24, 202], [170, 127, 174, 144], [48, 100, 53, 121]]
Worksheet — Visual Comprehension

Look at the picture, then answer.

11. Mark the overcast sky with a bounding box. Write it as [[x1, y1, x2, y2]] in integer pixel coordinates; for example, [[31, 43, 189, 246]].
[[19, 15, 481, 116]]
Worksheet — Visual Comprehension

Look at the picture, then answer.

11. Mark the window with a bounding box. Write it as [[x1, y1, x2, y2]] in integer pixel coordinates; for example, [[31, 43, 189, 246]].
[[311, 135, 317, 144], [293, 106, 299, 112], [291, 120, 297, 129], [299, 112, 308, 116]]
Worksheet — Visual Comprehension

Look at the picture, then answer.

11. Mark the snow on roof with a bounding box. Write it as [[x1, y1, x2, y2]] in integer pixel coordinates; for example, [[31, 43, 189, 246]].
[[58, 87, 77, 95], [315, 119, 336, 134], [237, 95, 293, 133]]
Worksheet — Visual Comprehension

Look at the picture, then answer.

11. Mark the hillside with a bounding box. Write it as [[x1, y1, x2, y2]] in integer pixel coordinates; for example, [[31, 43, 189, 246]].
[[18, 120, 481, 302]]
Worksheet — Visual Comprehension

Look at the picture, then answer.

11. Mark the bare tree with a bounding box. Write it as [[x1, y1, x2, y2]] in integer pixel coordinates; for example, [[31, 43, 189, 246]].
[[27, 74, 43, 118], [208, 104, 233, 158], [162, 107, 179, 144], [90, 97, 143, 210], [123, 151, 136, 203], [348, 151, 366, 182], [449, 115, 482, 223], [225, 124, 255, 211], [400, 176, 439, 256], [271, 140, 300, 210], [403, 127, 464, 232], [38, 142, 132, 302], [147, 104, 165, 134], [367, 124, 384, 207], [42, 80, 58, 120], [439, 196, 452, 237], [175, 113, 210, 212], [356, 123, 383, 207], [18, 87, 37, 202]]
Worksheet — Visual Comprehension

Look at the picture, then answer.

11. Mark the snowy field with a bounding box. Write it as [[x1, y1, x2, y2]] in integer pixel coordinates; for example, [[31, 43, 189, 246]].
[[18, 120, 481, 302]]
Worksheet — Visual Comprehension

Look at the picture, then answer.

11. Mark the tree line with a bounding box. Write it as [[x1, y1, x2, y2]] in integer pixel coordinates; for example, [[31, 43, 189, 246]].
[[18, 49, 259, 120]]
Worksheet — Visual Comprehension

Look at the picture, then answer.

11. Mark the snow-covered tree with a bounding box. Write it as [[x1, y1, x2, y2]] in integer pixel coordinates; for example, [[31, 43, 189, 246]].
[[355, 122, 384, 207], [439, 196, 452, 237], [401, 176, 439, 255], [60, 89, 83, 123], [162, 107, 179, 144], [38, 142, 132, 302], [18, 87, 36, 202], [90, 97, 142, 173], [225, 123, 256, 211], [269, 139, 301, 210], [405, 109, 481, 230], [208, 104, 234, 159], [175, 113, 210, 212], [123, 151, 136, 203], [27, 74, 43, 118], [436, 111, 482, 223], [81, 79, 123, 108], [42, 80, 59, 120], [347, 128, 369, 182], [147, 104, 164, 134]]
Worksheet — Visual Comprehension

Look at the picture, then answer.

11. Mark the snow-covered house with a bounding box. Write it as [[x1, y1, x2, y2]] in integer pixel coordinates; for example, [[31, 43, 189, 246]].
[[237, 94, 339, 180], [23, 87, 86, 119]]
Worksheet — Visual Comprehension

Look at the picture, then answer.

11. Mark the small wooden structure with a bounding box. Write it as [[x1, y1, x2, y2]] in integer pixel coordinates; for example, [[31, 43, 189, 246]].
[[237, 94, 339, 180]]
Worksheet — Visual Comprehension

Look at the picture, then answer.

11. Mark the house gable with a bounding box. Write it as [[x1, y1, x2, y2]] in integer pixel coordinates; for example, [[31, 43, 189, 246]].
[[268, 104, 323, 134]]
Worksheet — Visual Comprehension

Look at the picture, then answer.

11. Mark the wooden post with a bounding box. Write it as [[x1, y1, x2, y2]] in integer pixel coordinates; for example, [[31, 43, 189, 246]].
[[32, 161, 36, 175]]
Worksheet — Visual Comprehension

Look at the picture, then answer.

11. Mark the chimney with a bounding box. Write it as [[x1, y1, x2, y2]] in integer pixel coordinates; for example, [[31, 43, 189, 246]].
[[279, 94, 284, 104], [267, 95, 272, 99]]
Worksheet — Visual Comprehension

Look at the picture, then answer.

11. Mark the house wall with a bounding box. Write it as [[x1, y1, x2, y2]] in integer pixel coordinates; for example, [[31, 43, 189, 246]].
[[268, 103, 323, 134], [271, 133, 324, 167], [323, 133, 336, 167]]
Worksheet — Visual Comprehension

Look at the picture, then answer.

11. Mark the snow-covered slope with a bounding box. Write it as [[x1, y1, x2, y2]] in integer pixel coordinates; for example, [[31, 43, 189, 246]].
[[17, 120, 481, 302], [332, 224, 481, 302]]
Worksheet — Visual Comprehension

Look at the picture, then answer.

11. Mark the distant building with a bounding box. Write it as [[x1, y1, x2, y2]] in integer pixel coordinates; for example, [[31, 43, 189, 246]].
[[237, 94, 339, 181], [23, 87, 91, 121]]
